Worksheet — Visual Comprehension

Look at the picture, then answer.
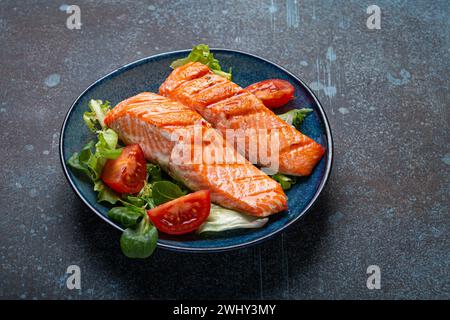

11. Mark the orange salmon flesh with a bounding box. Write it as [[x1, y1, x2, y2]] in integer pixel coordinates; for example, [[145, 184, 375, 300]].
[[104, 92, 287, 217], [160, 62, 325, 176]]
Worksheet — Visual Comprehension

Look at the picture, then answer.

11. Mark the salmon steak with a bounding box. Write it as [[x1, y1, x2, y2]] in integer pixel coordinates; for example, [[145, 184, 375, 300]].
[[104, 92, 287, 217], [160, 62, 325, 176]]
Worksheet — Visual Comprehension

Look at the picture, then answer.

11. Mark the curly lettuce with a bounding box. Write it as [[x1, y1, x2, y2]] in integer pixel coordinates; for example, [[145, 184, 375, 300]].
[[278, 108, 313, 130], [170, 44, 232, 80], [68, 99, 123, 203]]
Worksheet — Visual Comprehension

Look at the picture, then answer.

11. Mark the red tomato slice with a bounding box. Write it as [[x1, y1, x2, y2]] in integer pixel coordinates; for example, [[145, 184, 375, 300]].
[[245, 79, 295, 109], [101, 144, 147, 194], [147, 190, 211, 235]]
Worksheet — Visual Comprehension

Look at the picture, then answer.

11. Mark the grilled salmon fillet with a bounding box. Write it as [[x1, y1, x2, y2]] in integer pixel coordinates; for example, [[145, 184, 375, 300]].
[[104, 92, 287, 217], [160, 62, 325, 176]]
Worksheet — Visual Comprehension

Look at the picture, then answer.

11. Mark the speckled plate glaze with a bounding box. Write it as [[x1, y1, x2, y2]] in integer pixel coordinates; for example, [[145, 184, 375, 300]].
[[60, 49, 333, 252]]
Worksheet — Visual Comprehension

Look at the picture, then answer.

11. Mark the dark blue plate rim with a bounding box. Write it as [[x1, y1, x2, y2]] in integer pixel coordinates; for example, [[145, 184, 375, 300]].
[[59, 48, 334, 253]]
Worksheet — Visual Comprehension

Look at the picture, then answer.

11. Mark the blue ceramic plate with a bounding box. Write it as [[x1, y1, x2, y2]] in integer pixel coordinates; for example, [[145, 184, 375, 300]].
[[60, 49, 333, 252]]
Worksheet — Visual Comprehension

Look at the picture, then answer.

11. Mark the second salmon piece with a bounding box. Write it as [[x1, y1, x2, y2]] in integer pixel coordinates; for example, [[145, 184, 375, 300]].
[[104, 92, 287, 217], [160, 62, 325, 176]]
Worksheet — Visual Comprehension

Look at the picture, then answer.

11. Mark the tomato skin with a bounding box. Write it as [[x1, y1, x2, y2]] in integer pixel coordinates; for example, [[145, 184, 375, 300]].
[[101, 144, 147, 194], [147, 190, 211, 235], [245, 79, 295, 109]]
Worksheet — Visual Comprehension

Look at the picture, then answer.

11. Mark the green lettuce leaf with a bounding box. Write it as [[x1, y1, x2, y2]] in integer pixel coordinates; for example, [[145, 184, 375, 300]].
[[151, 181, 187, 206], [120, 215, 158, 259], [94, 180, 120, 204], [270, 173, 296, 190], [146, 163, 162, 182], [83, 99, 111, 131], [278, 108, 313, 130], [68, 98, 162, 260], [67, 140, 96, 181], [136, 181, 155, 208], [68, 130, 122, 183], [107, 206, 145, 228], [95, 129, 123, 159], [68, 99, 123, 203], [170, 44, 232, 80], [121, 195, 147, 208], [197, 204, 269, 233]]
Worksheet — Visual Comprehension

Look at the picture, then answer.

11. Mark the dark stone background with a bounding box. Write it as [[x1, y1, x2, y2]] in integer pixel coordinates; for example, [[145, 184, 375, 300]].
[[0, 0, 448, 299]]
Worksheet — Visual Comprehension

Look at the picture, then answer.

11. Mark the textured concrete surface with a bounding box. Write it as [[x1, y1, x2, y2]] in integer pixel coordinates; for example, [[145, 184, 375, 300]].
[[0, 0, 449, 299]]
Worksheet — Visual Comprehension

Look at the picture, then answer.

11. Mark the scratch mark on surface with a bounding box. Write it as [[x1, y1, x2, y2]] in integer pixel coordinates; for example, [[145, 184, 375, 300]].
[[339, 15, 350, 29], [258, 246, 263, 299], [309, 49, 337, 99], [326, 47, 336, 61], [324, 62, 336, 97], [286, 0, 299, 28], [312, 2, 316, 20], [269, 0, 277, 32], [281, 233, 290, 298]]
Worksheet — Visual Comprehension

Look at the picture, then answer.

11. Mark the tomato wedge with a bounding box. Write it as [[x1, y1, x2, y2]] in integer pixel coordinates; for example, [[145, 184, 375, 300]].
[[245, 79, 295, 109], [101, 144, 146, 194], [147, 190, 211, 235]]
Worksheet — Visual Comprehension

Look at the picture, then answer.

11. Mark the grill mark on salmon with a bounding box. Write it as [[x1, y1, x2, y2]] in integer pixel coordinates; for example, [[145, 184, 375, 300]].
[[160, 62, 325, 176], [104, 92, 287, 217]]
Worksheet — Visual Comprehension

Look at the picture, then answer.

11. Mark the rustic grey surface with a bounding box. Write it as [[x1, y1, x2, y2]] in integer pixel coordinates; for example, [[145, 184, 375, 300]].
[[0, 0, 448, 299]]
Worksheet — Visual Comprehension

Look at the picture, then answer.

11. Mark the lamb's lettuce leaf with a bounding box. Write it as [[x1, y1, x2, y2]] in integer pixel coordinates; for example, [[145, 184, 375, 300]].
[[107, 206, 145, 228], [151, 181, 187, 205], [120, 215, 158, 259]]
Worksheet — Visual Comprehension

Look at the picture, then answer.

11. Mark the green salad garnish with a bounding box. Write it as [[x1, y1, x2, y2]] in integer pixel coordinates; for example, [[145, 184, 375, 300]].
[[68, 98, 271, 258], [270, 108, 313, 190], [270, 173, 297, 191], [277, 108, 313, 130], [170, 44, 232, 80], [67, 45, 316, 258], [68, 99, 161, 258], [68, 100, 123, 204], [120, 215, 158, 259]]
